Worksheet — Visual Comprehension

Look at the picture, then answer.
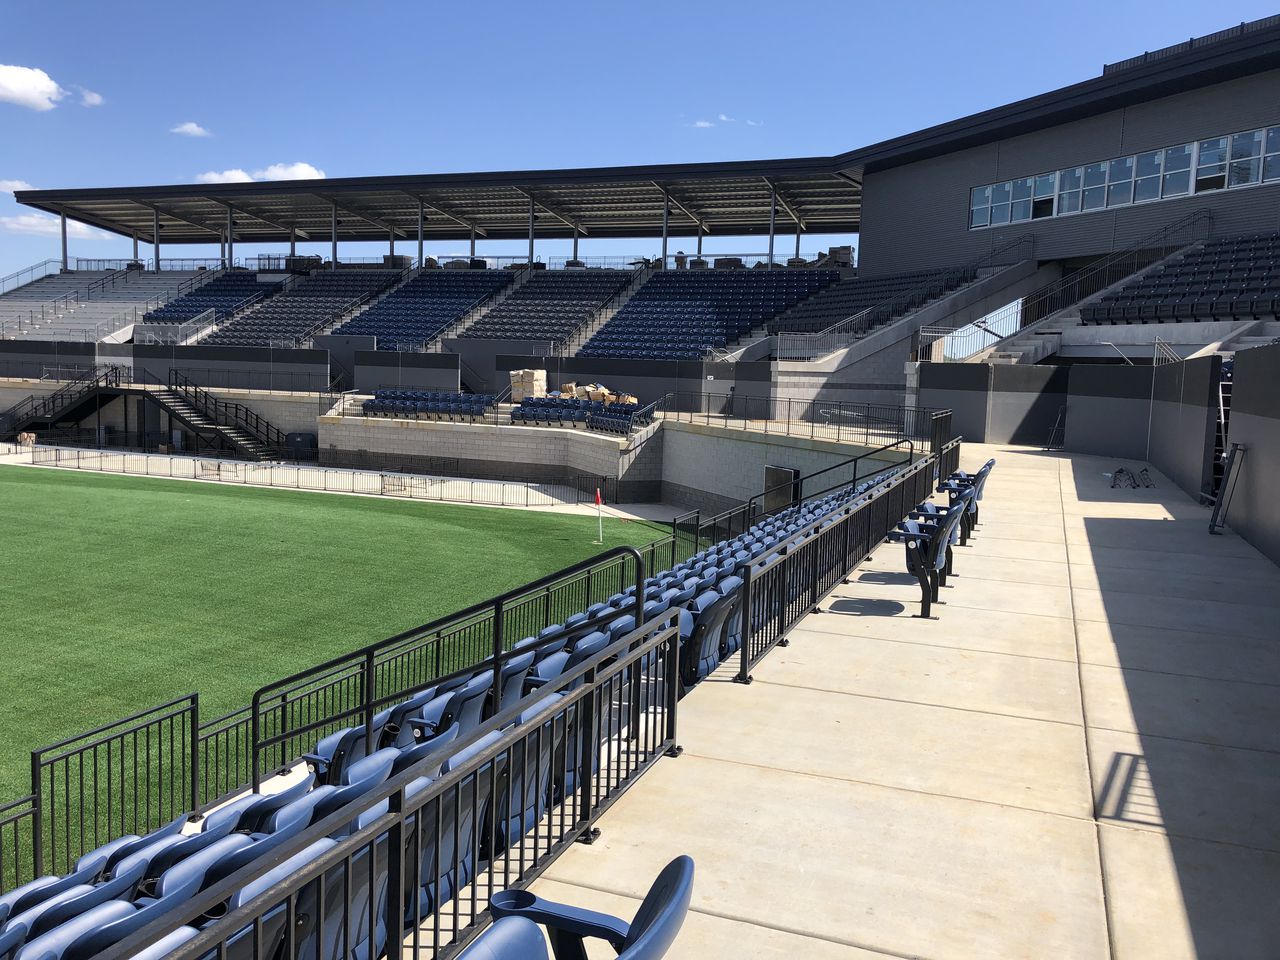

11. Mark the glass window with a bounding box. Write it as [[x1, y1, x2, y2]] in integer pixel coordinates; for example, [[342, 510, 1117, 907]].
[[1058, 190, 1082, 214], [971, 186, 992, 208], [1164, 143, 1193, 172], [1162, 169, 1191, 196], [1107, 181, 1133, 206], [1083, 162, 1107, 188], [1265, 154, 1280, 183], [1059, 166, 1082, 191], [1011, 199, 1032, 222], [990, 181, 1011, 205], [970, 207, 990, 228], [1010, 177, 1033, 201], [1229, 158, 1261, 187], [1082, 185, 1107, 211], [1108, 157, 1134, 182], [1032, 196, 1054, 219], [989, 202, 1011, 225], [1135, 150, 1162, 179], [1033, 173, 1057, 198], [1231, 130, 1264, 160], [1267, 127, 1280, 156], [1134, 176, 1161, 203], [1196, 136, 1228, 192]]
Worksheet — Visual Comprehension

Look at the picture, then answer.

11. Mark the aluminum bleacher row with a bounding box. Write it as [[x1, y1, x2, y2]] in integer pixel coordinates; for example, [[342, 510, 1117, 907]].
[[362, 390, 496, 420], [203, 271, 401, 347], [142, 272, 280, 324], [333, 269, 513, 349], [460, 270, 631, 342], [1081, 231, 1280, 323], [580, 269, 838, 359], [0, 465, 906, 960], [765, 268, 978, 334]]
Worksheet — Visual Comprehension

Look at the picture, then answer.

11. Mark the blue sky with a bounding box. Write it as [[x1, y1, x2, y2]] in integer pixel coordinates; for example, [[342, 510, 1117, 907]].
[[1, 1, 1274, 276]]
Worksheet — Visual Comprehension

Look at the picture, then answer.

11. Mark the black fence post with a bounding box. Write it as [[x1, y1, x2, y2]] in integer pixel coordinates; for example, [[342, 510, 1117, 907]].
[[28, 753, 42, 876], [363, 650, 377, 762], [492, 599, 505, 712], [576, 663, 599, 840], [735, 563, 755, 684], [663, 626, 682, 756], [189, 694, 200, 815]]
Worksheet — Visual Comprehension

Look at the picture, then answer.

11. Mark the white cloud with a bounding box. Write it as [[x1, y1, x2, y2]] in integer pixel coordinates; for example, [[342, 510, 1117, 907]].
[[718, 113, 735, 122], [745, 119, 764, 127], [197, 168, 254, 184], [255, 161, 325, 180], [0, 212, 108, 239], [171, 120, 211, 138], [0, 64, 66, 111], [688, 120, 714, 129], [78, 88, 103, 107], [196, 161, 325, 184], [0, 179, 34, 196]]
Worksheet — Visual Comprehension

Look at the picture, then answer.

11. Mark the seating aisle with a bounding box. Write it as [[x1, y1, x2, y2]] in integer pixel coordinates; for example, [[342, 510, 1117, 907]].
[[527, 443, 1280, 960]]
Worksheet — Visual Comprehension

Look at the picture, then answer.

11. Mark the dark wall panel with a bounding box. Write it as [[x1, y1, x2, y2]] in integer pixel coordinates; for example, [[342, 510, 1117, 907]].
[[1064, 365, 1155, 458], [1225, 343, 1280, 564], [987, 365, 1068, 445], [917, 363, 991, 441], [1148, 355, 1220, 499]]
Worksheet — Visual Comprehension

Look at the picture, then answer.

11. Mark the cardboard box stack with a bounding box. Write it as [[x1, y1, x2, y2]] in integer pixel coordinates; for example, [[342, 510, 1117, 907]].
[[509, 369, 547, 402]]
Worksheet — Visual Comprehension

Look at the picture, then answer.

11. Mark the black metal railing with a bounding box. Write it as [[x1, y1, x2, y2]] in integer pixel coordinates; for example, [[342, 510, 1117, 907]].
[[673, 436, 919, 553], [0, 365, 122, 439], [0, 796, 37, 893], [656, 392, 942, 446], [97, 614, 682, 960], [247, 546, 651, 788], [736, 452, 941, 681], [168, 370, 290, 451]]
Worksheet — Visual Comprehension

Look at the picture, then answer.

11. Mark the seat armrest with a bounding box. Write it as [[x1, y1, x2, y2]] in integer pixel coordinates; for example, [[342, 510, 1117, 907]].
[[406, 718, 438, 739], [300, 753, 329, 772], [489, 890, 629, 950]]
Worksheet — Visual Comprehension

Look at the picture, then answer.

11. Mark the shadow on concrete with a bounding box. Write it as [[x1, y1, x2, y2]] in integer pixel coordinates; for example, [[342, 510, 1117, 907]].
[[853, 570, 919, 587], [1077, 495, 1280, 956], [825, 597, 907, 617]]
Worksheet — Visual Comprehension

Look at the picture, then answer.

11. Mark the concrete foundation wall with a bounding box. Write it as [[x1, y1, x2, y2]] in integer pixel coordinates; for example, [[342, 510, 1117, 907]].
[[1147, 355, 1220, 500], [1062, 365, 1154, 458]]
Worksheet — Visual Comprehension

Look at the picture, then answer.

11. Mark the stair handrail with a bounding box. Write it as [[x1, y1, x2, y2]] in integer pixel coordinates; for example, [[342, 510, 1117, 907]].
[[0, 366, 122, 438], [775, 234, 1036, 360], [167, 370, 289, 451], [0, 259, 61, 295], [939, 207, 1215, 363], [554, 264, 648, 357], [427, 265, 532, 351], [1, 265, 132, 333]]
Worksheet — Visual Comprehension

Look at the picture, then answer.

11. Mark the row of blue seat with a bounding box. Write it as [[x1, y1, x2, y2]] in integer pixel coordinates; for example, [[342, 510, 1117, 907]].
[[0, 464, 906, 960]]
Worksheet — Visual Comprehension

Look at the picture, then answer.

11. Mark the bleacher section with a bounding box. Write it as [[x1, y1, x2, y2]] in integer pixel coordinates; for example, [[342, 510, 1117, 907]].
[[579, 269, 838, 359], [0, 464, 906, 960], [511, 395, 656, 434], [362, 389, 496, 420], [1081, 232, 1280, 324], [460, 270, 630, 342], [0, 271, 203, 341], [203, 270, 400, 347], [142, 272, 280, 324], [766, 268, 976, 334], [333, 269, 513, 348]]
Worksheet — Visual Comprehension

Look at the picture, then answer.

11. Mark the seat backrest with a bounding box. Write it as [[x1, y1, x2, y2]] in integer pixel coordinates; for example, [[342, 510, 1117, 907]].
[[620, 856, 695, 959], [459, 916, 547, 960]]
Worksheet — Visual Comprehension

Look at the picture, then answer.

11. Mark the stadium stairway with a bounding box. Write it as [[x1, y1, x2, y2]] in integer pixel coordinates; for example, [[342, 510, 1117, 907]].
[[0, 368, 286, 460], [428, 267, 537, 347], [562, 265, 654, 355]]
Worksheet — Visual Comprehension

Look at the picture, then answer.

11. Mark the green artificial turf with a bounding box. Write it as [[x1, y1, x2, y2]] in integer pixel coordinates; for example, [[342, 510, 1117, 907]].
[[0, 464, 666, 799]]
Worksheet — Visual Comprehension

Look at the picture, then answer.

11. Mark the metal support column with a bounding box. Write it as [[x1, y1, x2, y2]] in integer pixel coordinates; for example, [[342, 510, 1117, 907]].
[[767, 186, 776, 269], [289, 229, 296, 258], [572, 227, 579, 262], [389, 227, 395, 258], [527, 195, 535, 264], [417, 200, 424, 265], [219, 234, 226, 266], [661, 192, 669, 267], [153, 209, 161, 273], [469, 227, 476, 258], [794, 223, 801, 261], [59, 212, 68, 271], [696, 226, 703, 257], [226, 206, 234, 267], [132, 233, 139, 263], [330, 204, 338, 270]]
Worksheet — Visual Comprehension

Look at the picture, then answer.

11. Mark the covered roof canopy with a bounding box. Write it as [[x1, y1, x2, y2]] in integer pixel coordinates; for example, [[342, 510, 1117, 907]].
[[14, 158, 861, 246]]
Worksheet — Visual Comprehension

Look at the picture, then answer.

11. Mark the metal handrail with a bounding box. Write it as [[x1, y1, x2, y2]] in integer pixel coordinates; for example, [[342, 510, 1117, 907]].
[[776, 235, 1035, 360], [0, 366, 122, 437], [554, 263, 649, 356], [0, 259, 61, 295], [168, 370, 289, 450], [427, 265, 532, 351], [926, 207, 1214, 363]]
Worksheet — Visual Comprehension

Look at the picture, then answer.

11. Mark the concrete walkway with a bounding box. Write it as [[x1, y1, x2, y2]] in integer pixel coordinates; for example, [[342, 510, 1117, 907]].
[[529, 443, 1280, 959]]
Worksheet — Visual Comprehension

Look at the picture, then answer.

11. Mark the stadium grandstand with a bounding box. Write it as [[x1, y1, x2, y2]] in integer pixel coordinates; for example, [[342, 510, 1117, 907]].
[[0, 12, 1279, 960]]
